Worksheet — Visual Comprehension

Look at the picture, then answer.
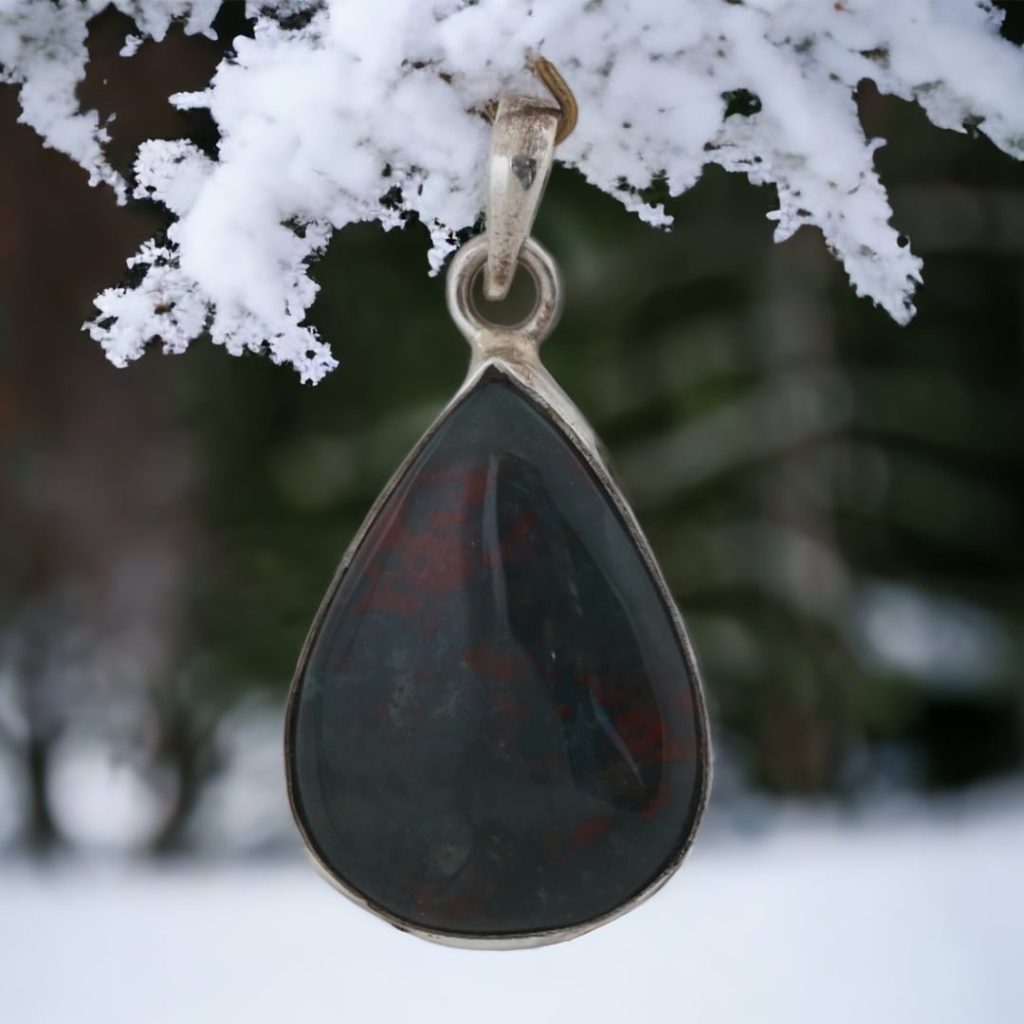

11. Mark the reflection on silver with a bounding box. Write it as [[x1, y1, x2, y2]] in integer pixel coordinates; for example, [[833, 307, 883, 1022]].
[[484, 93, 560, 301]]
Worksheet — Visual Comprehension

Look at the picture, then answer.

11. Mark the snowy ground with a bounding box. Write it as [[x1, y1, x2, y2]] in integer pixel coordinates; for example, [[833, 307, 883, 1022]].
[[2, 788, 1022, 1024]]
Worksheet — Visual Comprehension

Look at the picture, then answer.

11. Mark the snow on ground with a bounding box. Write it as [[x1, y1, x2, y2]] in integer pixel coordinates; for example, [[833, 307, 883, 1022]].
[[2, 788, 1022, 1024]]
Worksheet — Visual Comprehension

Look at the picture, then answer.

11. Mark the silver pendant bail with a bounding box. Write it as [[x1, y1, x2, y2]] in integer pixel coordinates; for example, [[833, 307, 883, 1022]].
[[484, 93, 560, 301]]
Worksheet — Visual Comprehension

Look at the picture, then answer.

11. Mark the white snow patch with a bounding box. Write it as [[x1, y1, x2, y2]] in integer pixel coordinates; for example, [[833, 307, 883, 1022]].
[[118, 33, 142, 58], [849, 582, 1014, 688], [49, 736, 165, 851]]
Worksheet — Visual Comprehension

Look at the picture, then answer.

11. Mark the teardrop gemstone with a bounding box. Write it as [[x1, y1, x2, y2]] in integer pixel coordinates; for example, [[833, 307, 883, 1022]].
[[287, 370, 707, 940]]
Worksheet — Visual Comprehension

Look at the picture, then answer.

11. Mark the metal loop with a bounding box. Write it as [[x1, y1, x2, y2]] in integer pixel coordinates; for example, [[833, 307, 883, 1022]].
[[480, 55, 575, 301], [446, 234, 563, 351]]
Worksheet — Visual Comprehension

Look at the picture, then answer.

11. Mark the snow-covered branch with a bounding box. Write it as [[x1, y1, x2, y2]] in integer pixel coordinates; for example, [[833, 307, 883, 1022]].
[[3, 0, 1023, 382]]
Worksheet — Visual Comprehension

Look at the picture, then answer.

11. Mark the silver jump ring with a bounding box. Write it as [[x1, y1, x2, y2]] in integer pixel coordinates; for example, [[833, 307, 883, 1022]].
[[446, 234, 564, 348]]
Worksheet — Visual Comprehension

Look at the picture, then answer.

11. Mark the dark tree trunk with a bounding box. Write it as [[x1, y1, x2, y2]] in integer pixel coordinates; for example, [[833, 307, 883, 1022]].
[[148, 696, 218, 856], [23, 731, 62, 855]]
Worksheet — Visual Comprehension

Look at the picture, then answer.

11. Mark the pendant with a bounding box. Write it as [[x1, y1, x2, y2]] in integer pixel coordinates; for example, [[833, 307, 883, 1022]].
[[285, 84, 710, 949]]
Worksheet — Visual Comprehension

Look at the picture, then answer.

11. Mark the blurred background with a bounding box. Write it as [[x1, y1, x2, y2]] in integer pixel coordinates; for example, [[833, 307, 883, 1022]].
[[1, 6, 1022, 1023]]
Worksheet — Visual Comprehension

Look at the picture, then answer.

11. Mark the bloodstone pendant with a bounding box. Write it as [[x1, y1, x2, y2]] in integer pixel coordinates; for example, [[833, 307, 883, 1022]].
[[285, 86, 710, 948]]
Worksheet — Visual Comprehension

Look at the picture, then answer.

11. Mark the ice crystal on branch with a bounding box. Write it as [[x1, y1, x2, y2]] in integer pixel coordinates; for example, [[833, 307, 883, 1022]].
[[2, 0, 1023, 382]]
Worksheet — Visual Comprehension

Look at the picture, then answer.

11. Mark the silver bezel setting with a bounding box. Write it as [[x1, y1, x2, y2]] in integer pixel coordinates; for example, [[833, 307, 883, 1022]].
[[284, 238, 712, 950]]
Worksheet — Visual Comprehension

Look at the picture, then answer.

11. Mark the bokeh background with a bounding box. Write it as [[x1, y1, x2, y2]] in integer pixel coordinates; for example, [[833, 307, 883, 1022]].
[[1, 6, 1022, 1023]]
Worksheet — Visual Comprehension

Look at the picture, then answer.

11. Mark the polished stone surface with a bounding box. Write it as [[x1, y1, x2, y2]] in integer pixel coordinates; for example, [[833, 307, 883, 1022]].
[[289, 372, 705, 937]]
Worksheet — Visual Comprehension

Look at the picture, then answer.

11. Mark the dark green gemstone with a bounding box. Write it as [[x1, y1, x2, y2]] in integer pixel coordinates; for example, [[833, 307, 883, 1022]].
[[287, 372, 706, 939]]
